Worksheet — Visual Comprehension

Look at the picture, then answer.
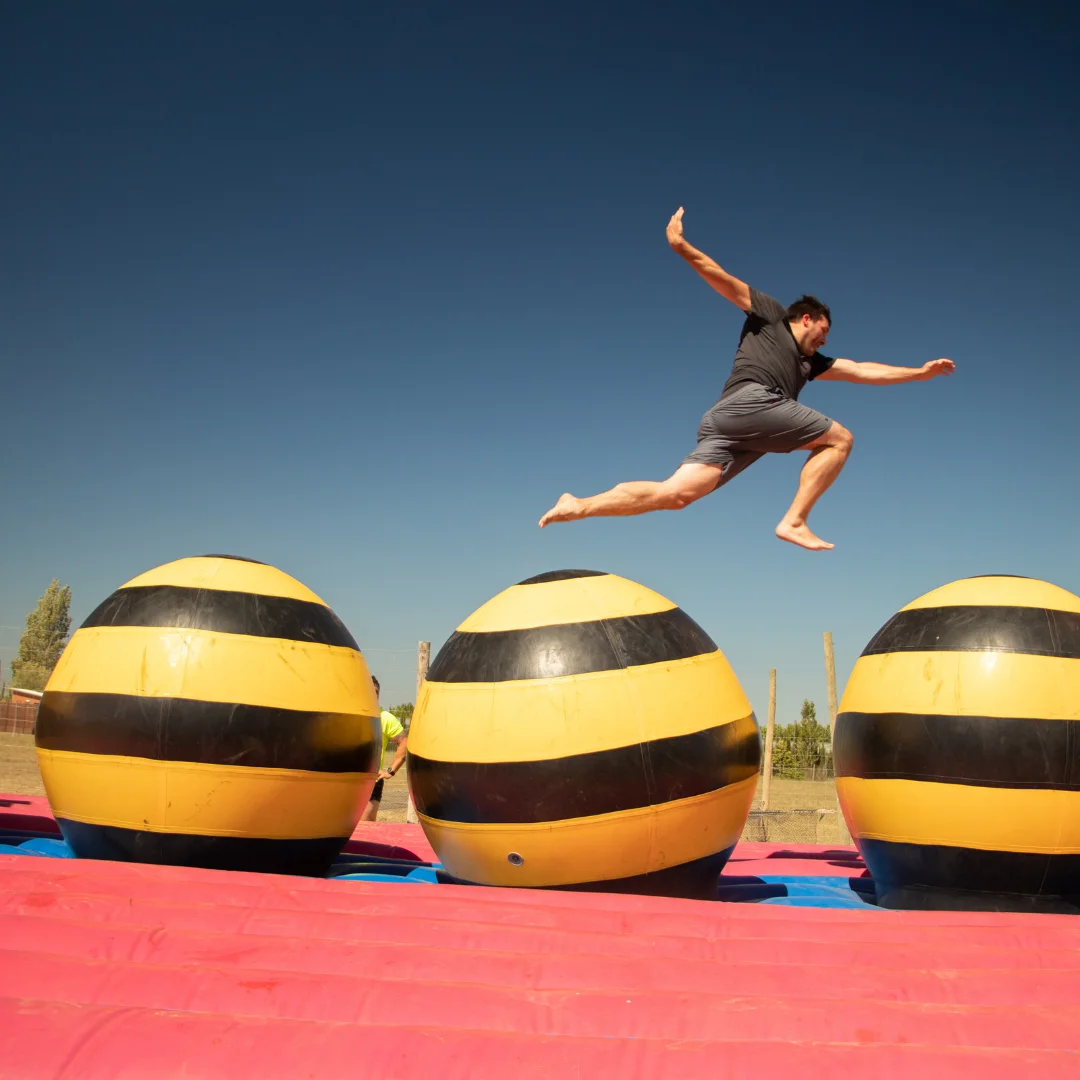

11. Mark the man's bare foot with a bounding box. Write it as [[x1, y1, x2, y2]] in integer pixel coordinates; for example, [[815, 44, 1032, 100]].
[[539, 493, 586, 528], [775, 520, 834, 551]]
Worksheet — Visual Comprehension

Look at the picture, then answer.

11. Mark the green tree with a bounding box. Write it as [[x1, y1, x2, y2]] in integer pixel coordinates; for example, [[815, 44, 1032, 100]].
[[389, 702, 414, 729], [771, 698, 833, 778], [11, 580, 72, 692]]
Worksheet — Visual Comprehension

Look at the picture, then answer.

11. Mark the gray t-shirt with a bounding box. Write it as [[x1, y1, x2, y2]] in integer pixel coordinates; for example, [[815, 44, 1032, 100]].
[[719, 288, 835, 402]]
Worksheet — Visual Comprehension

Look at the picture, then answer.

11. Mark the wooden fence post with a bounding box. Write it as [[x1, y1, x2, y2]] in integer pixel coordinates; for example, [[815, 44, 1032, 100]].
[[416, 641, 430, 704], [823, 632, 852, 845], [406, 641, 430, 824], [761, 668, 776, 810]]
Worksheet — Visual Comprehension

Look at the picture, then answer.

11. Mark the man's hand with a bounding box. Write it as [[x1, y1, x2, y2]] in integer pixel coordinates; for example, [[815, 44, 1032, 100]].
[[917, 358, 956, 380], [666, 206, 686, 250]]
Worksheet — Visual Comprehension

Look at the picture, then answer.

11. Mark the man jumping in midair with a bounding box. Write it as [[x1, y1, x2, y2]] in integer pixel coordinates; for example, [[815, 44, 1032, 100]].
[[539, 207, 955, 550]]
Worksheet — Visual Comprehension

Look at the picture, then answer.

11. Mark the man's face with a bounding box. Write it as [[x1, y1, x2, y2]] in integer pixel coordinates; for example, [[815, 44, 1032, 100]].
[[800, 314, 830, 354]]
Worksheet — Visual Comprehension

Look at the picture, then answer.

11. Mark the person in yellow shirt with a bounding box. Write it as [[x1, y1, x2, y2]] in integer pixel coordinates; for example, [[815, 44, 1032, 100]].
[[361, 675, 409, 822]]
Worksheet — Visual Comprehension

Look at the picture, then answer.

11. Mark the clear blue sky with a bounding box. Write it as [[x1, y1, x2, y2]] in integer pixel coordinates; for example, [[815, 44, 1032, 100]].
[[3, 2, 1078, 722]]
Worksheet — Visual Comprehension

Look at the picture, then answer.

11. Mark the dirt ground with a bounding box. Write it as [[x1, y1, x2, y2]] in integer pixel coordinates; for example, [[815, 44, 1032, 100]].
[[1, 735, 840, 837]]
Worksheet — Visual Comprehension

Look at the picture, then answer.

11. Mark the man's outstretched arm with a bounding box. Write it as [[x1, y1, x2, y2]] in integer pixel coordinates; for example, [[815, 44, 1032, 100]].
[[379, 734, 408, 780], [816, 357, 956, 385], [666, 207, 752, 311]]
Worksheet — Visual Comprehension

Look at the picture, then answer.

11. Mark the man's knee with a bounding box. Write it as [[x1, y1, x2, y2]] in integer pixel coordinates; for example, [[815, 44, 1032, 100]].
[[827, 422, 854, 454], [659, 472, 718, 509]]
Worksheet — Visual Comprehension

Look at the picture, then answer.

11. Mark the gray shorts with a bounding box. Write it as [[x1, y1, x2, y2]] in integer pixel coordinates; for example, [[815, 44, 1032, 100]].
[[682, 384, 833, 490]]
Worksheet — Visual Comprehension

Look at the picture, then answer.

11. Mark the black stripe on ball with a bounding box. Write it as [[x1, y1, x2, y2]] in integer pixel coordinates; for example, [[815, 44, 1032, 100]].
[[56, 819, 349, 876], [427, 608, 717, 683], [409, 714, 760, 823], [835, 711, 1080, 790], [515, 569, 607, 585], [862, 606, 1080, 659], [198, 554, 268, 564], [80, 585, 359, 649], [37, 692, 382, 773], [860, 838, 1080, 910]]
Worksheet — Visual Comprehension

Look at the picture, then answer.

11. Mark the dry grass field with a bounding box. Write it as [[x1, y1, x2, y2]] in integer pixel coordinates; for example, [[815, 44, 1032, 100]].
[[751, 775, 837, 813], [0, 735, 844, 840], [0, 734, 46, 797]]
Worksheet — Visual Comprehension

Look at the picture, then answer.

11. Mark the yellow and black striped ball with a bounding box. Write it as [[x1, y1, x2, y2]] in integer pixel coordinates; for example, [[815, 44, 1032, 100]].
[[408, 569, 760, 895], [835, 575, 1080, 911], [35, 555, 380, 876]]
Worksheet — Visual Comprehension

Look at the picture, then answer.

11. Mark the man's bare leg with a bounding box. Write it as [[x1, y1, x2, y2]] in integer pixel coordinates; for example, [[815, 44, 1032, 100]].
[[539, 463, 723, 527], [775, 422, 854, 551]]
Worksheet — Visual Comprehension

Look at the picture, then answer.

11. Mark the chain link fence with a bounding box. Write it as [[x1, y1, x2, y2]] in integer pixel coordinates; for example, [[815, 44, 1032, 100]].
[[768, 764, 834, 782], [740, 808, 840, 843], [373, 773, 414, 821]]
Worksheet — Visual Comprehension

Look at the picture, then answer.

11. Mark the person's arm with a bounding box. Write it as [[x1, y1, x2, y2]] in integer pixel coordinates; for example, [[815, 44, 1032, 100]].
[[815, 357, 955, 385], [666, 207, 752, 311], [380, 734, 408, 780]]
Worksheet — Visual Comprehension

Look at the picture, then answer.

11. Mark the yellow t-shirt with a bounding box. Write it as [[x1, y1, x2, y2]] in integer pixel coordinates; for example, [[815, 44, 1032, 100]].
[[379, 709, 404, 767]]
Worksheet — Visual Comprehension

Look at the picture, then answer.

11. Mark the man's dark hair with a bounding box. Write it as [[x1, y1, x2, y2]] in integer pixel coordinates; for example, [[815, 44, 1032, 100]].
[[787, 295, 831, 326], [371, 676, 380, 695]]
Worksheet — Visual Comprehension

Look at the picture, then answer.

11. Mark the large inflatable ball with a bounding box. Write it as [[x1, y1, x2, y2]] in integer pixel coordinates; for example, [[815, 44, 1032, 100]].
[[35, 555, 380, 876], [408, 569, 760, 895], [835, 575, 1080, 912]]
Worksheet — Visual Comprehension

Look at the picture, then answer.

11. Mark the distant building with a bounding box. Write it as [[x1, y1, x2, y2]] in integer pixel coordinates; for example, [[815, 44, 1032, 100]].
[[2, 688, 41, 734]]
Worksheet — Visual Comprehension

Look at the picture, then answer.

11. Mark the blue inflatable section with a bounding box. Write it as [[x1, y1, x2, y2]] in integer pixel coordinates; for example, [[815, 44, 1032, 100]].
[[717, 874, 876, 908], [330, 851, 446, 884], [0, 831, 77, 859], [0, 830, 879, 907]]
